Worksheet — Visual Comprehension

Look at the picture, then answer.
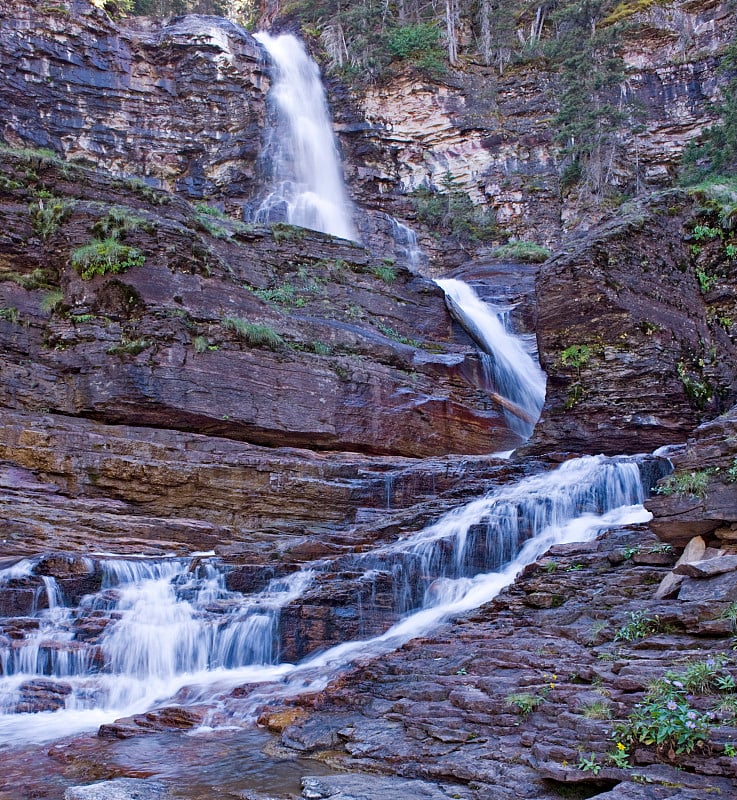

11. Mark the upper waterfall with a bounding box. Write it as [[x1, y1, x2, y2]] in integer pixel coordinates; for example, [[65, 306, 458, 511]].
[[436, 278, 546, 439], [252, 32, 357, 241]]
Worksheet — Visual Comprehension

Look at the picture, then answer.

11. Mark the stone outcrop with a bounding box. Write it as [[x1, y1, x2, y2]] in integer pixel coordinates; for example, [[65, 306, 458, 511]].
[[647, 404, 737, 545], [260, 523, 737, 800], [334, 0, 736, 250], [0, 0, 268, 202], [526, 192, 737, 455], [0, 147, 522, 460]]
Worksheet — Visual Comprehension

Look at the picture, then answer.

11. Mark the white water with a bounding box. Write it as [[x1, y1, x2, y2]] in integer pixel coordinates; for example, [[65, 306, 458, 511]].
[[0, 454, 662, 745], [436, 278, 546, 438], [252, 32, 357, 241], [215, 454, 654, 721]]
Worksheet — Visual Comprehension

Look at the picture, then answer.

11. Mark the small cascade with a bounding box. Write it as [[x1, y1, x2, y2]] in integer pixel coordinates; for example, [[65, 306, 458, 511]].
[[354, 455, 649, 616], [217, 454, 667, 722], [388, 216, 424, 270], [436, 278, 546, 439], [251, 32, 357, 241], [0, 558, 313, 741]]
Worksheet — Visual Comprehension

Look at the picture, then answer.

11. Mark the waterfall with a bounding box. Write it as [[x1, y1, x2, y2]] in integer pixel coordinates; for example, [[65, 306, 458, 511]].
[[252, 32, 357, 241], [436, 278, 546, 439], [217, 454, 665, 720], [0, 450, 666, 744]]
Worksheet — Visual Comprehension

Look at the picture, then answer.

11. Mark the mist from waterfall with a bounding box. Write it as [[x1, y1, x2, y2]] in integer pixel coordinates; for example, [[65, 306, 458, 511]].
[[252, 32, 357, 241]]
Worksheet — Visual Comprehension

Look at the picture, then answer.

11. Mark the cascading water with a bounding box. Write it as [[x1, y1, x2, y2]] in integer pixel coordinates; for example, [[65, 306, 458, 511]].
[[0, 558, 312, 742], [0, 451, 667, 746], [251, 32, 357, 241], [436, 278, 546, 439]]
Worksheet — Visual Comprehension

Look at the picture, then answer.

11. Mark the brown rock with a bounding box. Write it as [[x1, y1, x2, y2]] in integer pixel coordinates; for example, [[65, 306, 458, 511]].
[[674, 555, 737, 578]]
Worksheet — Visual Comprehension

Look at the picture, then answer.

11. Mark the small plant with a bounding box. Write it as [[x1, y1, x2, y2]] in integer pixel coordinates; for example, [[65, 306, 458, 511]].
[[271, 223, 306, 243], [492, 241, 552, 263], [29, 198, 73, 239], [373, 264, 396, 284], [222, 317, 284, 349], [580, 700, 612, 720], [0, 306, 20, 324], [71, 238, 145, 280], [577, 752, 601, 775], [695, 267, 718, 293], [560, 344, 592, 372], [676, 360, 712, 408], [107, 337, 149, 356], [609, 742, 630, 769], [505, 692, 543, 715], [692, 224, 721, 240], [70, 313, 96, 324], [195, 202, 228, 219], [622, 546, 641, 560], [40, 290, 64, 313], [92, 206, 152, 239], [310, 341, 331, 355], [721, 601, 737, 628], [682, 655, 728, 694], [377, 322, 420, 347], [193, 336, 210, 353], [726, 457, 737, 483], [614, 610, 660, 643], [613, 676, 710, 756], [725, 742, 737, 757], [656, 470, 710, 499], [255, 284, 307, 307]]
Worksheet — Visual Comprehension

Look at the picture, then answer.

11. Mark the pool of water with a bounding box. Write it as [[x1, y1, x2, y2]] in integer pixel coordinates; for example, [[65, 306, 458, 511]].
[[0, 725, 335, 799]]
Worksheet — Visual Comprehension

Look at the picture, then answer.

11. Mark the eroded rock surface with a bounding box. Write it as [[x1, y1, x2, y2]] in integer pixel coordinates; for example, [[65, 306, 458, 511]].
[[527, 194, 737, 455], [646, 405, 737, 545], [263, 525, 737, 800]]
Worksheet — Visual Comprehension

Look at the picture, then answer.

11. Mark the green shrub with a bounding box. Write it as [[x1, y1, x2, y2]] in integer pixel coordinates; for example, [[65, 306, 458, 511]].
[[614, 610, 660, 643], [222, 316, 284, 349], [0, 306, 20, 324], [92, 206, 152, 239], [71, 238, 145, 280], [107, 337, 149, 356], [40, 290, 64, 314], [0, 268, 55, 290], [656, 470, 710, 498], [29, 198, 73, 239], [560, 344, 592, 371], [505, 692, 543, 715], [372, 265, 396, 284], [492, 241, 551, 263]]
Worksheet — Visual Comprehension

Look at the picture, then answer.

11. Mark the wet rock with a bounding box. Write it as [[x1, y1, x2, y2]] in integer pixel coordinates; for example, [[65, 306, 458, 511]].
[[63, 778, 170, 800], [301, 774, 455, 800]]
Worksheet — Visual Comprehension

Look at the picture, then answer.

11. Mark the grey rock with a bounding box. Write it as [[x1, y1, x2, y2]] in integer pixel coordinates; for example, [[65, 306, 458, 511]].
[[678, 571, 737, 602], [301, 774, 453, 800], [63, 778, 170, 800]]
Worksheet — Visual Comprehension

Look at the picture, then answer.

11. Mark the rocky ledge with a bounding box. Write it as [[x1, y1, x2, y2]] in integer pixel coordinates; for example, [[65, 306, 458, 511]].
[[257, 520, 737, 800], [527, 191, 737, 455]]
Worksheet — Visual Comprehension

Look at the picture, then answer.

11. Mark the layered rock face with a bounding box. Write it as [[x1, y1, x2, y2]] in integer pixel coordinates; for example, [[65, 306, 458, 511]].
[[526, 191, 737, 455], [333, 0, 735, 249], [647, 404, 737, 546], [0, 0, 267, 201], [0, 148, 520, 459]]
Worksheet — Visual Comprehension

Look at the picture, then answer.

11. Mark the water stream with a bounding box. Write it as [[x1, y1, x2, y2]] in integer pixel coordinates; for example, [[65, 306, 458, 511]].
[[437, 278, 546, 437], [251, 32, 357, 240]]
